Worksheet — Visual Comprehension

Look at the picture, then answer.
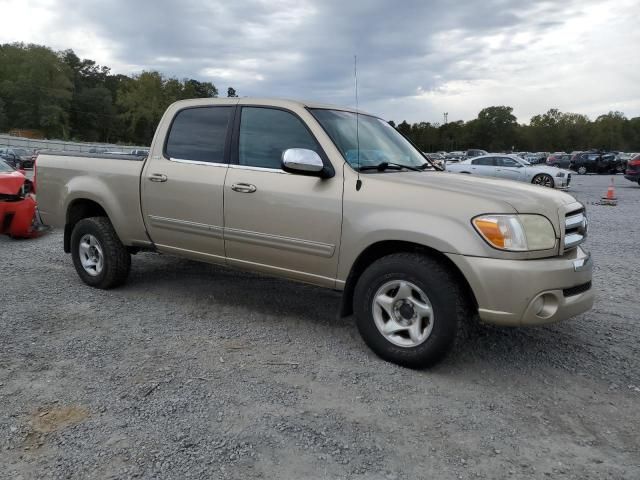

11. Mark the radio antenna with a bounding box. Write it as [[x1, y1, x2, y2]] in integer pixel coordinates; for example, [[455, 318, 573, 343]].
[[354, 55, 362, 191]]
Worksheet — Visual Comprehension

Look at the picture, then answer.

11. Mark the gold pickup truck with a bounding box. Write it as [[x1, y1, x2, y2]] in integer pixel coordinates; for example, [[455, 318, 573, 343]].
[[36, 98, 594, 367]]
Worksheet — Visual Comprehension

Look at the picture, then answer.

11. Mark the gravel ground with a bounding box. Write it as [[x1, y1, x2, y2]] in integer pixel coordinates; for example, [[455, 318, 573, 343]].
[[1, 174, 639, 479]]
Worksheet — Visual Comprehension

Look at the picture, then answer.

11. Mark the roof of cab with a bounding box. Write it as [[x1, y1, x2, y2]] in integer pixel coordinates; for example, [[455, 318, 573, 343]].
[[169, 97, 373, 117]]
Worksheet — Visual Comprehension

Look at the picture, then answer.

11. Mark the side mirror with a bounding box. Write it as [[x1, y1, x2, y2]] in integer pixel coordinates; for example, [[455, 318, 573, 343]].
[[282, 148, 333, 178]]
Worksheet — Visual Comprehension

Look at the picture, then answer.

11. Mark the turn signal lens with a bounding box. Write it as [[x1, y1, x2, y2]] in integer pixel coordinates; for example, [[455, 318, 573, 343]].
[[473, 218, 507, 248]]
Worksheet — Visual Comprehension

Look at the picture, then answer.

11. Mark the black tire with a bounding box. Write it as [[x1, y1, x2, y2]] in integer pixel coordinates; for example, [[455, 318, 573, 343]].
[[70, 217, 131, 289], [577, 166, 587, 175], [353, 253, 471, 368]]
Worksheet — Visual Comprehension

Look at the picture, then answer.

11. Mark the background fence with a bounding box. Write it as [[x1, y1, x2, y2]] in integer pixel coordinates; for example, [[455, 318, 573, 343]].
[[0, 134, 148, 154]]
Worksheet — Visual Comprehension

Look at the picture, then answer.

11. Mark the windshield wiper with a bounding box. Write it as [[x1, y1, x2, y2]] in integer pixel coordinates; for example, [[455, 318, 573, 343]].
[[358, 162, 422, 172]]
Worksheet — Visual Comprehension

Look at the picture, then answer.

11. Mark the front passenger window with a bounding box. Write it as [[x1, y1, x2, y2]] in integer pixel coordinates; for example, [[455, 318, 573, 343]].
[[498, 157, 518, 167], [238, 107, 320, 169]]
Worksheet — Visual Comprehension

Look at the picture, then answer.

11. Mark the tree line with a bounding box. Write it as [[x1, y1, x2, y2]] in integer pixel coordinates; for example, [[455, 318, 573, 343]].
[[394, 106, 640, 153], [1, 42, 639, 151], [0, 43, 237, 145]]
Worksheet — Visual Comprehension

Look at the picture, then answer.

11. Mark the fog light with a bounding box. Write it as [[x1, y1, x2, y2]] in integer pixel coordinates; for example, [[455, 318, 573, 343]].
[[532, 296, 545, 315], [532, 293, 559, 319]]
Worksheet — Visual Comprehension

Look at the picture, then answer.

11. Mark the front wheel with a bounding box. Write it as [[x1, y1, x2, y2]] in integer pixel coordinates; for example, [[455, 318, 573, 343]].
[[532, 174, 555, 188], [577, 166, 587, 175], [71, 217, 131, 289], [353, 253, 471, 368]]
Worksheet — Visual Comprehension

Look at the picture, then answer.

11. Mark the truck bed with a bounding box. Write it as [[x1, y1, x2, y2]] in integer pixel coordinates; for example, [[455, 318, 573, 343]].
[[36, 151, 151, 247]]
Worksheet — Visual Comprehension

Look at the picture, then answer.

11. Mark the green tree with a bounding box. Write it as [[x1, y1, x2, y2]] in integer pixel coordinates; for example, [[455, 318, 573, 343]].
[[473, 106, 517, 151], [0, 43, 72, 137], [591, 112, 627, 150], [529, 108, 563, 150], [396, 120, 411, 137], [227, 87, 238, 98], [116, 71, 168, 144], [0, 98, 7, 131]]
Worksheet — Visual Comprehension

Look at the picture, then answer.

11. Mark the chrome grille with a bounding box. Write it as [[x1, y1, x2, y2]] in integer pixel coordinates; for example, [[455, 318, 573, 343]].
[[563, 207, 587, 251]]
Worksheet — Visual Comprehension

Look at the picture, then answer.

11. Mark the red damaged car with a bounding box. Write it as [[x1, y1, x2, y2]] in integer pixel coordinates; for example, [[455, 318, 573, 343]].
[[0, 159, 46, 238]]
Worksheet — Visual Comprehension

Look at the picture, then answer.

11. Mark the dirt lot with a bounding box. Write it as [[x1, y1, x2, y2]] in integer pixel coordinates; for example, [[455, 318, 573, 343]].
[[1, 174, 639, 479]]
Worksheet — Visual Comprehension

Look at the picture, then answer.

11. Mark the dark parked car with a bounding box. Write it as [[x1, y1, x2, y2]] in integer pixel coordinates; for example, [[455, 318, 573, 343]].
[[624, 153, 640, 185], [0, 151, 21, 169], [0, 147, 33, 169], [570, 151, 620, 175], [0, 147, 34, 169], [547, 153, 572, 169]]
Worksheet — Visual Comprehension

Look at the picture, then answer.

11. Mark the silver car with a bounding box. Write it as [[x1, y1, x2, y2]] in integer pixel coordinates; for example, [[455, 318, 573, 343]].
[[447, 154, 572, 189]]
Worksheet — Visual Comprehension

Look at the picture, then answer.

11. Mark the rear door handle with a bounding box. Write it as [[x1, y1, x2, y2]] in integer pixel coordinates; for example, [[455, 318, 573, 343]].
[[231, 183, 257, 193], [149, 173, 168, 182]]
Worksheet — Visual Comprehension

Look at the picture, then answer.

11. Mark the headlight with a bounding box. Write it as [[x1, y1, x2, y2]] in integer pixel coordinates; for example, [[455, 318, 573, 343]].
[[556, 172, 565, 177], [472, 214, 556, 251]]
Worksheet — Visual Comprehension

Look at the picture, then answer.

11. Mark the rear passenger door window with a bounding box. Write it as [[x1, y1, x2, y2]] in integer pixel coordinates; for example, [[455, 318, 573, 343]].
[[238, 107, 319, 169], [165, 106, 232, 163]]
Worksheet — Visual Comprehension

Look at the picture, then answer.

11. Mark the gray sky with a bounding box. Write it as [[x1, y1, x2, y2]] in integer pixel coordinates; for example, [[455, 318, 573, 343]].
[[1, 0, 639, 123]]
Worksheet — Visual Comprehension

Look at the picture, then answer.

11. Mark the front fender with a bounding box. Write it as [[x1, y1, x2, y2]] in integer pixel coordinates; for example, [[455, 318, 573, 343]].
[[336, 208, 491, 281]]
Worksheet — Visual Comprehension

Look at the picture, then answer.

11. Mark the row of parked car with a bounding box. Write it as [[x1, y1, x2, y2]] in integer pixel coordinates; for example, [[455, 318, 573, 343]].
[[424, 149, 640, 188], [0, 146, 36, 169], [545, 151, 635, 175], [0, 145, 150, 170], [424, 149, 635, 175]]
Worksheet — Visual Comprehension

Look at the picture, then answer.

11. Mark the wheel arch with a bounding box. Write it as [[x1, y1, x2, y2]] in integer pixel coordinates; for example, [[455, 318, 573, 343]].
[[64, 198, 108, 253], [339, 240, 478, 317]]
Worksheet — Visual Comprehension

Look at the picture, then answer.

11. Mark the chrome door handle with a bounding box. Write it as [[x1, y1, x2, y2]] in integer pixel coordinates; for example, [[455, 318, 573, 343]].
[[149, 173, 168, 182], [231, 183, 257, 193]]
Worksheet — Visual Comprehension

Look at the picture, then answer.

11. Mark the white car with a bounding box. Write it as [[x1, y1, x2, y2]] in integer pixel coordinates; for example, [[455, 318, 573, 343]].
[[447, 154, 572, 189]]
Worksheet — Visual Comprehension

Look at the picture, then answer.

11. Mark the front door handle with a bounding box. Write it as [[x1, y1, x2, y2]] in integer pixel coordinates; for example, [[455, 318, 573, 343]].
[[231, 183, 257, 193], [149, 173, 168, 182]]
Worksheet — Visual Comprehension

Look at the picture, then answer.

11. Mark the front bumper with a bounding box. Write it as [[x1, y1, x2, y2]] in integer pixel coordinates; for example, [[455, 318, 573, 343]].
[[446, 246, 594, 326], [555, 173, 571, 189], [0, 195, 42, 238]]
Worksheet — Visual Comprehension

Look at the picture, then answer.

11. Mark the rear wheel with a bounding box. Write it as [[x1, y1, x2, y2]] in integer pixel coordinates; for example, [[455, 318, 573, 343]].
[[577, 166, 587, 175], [71, 217, 131, 289], [353, 253, 471, 368], [532, 174, 555, 188]]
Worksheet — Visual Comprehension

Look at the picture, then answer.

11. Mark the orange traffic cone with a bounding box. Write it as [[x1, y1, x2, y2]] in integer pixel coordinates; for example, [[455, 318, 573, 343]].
[[601, 177, 617, 205]]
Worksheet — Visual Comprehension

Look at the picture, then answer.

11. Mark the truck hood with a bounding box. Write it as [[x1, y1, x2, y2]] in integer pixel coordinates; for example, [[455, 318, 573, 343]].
[[380, 171, 577, 212], [0, 171, 26, 195]]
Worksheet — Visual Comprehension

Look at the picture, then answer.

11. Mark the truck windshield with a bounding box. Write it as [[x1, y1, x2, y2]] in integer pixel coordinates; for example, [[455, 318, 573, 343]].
[[310, 109, 427, 171]]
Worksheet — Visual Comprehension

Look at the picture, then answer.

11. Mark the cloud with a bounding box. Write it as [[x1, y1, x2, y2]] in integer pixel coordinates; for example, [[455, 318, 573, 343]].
[[0, 0, 638, 123]]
